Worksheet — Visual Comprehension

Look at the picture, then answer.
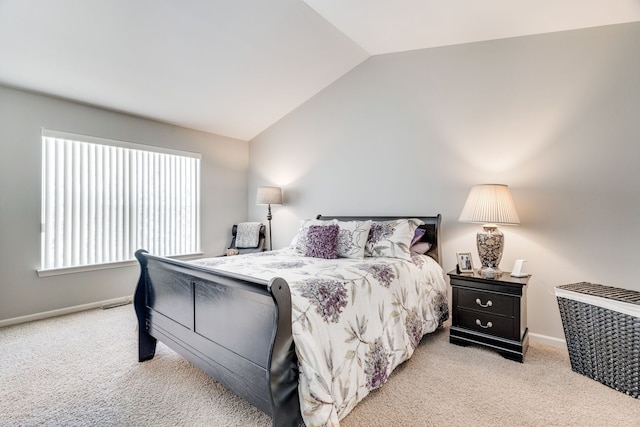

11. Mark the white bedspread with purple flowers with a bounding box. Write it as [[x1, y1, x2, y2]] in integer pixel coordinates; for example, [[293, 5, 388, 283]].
[[191, 248, 448, 427]]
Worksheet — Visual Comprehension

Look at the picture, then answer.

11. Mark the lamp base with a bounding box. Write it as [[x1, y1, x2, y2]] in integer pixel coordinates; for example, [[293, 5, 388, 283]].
[[476, 224, 504, 278], [478, 266, 502, 278]]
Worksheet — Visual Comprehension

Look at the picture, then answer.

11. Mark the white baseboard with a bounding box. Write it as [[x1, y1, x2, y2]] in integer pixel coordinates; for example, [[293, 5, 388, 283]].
[[0, 295, 133, 328], [529, 331, 567, 349], [2, 298, 570, 352]]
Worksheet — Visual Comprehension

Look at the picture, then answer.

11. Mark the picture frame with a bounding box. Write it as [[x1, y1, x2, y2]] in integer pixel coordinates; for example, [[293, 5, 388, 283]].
[[456, 252, 474, 273]]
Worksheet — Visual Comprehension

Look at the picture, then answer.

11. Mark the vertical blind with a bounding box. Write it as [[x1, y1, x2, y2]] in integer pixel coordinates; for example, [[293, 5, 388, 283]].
[[41, 130, 201, 272]]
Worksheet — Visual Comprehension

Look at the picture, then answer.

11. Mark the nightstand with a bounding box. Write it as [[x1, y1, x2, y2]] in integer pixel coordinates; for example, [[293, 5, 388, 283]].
[[448, 270, 529, 362]]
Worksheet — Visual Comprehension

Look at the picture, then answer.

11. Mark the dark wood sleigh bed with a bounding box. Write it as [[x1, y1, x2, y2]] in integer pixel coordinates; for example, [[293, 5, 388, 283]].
[[133, 215, 442, 427]]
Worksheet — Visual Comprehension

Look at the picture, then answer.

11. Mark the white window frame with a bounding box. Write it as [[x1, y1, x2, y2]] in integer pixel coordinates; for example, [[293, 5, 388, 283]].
[[39, 129, 202, 277]]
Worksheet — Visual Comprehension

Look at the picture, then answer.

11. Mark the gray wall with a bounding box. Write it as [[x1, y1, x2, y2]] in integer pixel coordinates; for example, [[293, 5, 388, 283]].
[[0, 86, 248, 322], [249, 22, 640, 343]]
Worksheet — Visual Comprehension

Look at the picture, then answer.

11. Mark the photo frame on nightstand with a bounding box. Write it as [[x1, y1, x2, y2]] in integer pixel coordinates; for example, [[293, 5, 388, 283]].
[[456, 252, 474, 273]]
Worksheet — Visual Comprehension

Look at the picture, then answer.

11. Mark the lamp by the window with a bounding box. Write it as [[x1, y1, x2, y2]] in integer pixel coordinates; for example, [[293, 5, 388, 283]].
[[256, 186, 282, 251], [459, 184, 520, 277]]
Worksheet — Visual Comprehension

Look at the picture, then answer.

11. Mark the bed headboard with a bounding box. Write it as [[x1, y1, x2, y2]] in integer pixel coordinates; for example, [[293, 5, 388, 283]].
[[316, 214, 442, 266]]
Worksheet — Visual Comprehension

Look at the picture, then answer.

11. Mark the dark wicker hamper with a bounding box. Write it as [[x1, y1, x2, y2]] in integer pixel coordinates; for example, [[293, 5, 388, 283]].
[[556, 282, 640, 398]]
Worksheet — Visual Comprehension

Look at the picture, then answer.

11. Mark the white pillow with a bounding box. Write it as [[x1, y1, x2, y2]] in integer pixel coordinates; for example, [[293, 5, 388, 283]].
[[335, 220, 372, 259], [366, 218, 424, 260]]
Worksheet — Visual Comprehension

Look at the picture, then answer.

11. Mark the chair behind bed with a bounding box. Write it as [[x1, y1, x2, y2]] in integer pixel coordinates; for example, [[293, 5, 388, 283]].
[[228, 223, 266, 254]]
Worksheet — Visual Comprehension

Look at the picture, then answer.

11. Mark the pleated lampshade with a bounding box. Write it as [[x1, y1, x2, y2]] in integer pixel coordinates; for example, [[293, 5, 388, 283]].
[[459, 184, 519, 225]]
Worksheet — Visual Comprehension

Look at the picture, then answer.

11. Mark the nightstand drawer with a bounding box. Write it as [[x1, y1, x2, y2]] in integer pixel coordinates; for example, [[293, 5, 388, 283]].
[[457, 287, 515, 316], [457, 308, 516, 340]]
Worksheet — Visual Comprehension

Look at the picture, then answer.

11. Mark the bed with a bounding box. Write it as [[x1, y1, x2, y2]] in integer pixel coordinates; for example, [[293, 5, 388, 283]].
[[134, 215, 448, 427]]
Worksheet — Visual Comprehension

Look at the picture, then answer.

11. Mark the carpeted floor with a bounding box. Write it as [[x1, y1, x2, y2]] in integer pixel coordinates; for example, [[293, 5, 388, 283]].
[[1, 304, 638, 426]]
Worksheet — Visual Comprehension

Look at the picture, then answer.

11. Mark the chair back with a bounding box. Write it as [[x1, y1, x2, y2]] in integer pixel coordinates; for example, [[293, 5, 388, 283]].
[[229, 224, 266, 254]]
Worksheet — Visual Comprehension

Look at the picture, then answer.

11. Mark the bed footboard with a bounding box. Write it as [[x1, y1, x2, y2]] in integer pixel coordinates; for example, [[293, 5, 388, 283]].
[[134, 250, 300, 427]]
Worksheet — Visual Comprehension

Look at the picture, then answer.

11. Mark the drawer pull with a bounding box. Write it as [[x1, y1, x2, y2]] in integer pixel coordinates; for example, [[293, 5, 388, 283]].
[[476, 319, 493, 329], [475, 298, 493, 308]]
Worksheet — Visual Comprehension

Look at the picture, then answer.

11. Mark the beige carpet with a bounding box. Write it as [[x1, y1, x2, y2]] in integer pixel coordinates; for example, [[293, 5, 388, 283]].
[[1, 304, 638, 427]]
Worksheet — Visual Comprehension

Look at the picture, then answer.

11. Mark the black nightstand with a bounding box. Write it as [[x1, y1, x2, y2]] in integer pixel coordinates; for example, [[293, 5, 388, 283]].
[[448, 270, 529, 362]]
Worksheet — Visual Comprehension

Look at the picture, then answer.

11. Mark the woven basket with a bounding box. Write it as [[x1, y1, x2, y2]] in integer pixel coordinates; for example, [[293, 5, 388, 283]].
[[556, 282, 640, 399]]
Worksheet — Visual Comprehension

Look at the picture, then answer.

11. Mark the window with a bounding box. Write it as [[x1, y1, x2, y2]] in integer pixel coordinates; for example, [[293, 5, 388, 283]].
[[40, 129, 201, 275]]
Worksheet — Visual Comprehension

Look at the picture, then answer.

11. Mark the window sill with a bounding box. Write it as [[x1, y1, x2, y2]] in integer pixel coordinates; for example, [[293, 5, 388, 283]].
[[37, 252, 204, 277]]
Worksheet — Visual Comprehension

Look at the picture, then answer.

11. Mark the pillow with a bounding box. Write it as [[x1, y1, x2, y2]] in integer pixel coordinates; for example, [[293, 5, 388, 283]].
[[289, 219, 307, 249], [410, 226, 432, 255], [305, 224, 339, 259], [411, 227, 426, 246], [366, 218, 424, 260], [410, 241, 432, 255], [335, 220, 372, 259], [290, 219, 336, 253]]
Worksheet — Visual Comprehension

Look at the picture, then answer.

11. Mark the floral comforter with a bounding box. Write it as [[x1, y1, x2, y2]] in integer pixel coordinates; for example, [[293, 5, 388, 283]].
[[191, 248, 448, 427]]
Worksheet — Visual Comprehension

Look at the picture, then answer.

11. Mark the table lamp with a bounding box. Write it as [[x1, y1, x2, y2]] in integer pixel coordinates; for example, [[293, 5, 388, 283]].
[[459, 184, 520, 277]]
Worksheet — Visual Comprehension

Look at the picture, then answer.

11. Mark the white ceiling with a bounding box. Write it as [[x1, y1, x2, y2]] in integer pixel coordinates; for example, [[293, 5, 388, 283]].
[[304, 0, 640, 55], [1, 0, 639, 141]]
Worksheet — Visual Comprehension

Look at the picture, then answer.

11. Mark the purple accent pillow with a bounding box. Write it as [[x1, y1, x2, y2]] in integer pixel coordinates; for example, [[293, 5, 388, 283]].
[[410, 241, 432, 255], [411, 228, 426, 246], [305, 224, 339, 259], [410, 227, 431, 255]]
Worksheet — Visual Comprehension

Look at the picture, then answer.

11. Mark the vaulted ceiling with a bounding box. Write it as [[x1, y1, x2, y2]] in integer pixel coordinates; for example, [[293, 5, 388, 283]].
[[1, 0, 639, 141]]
